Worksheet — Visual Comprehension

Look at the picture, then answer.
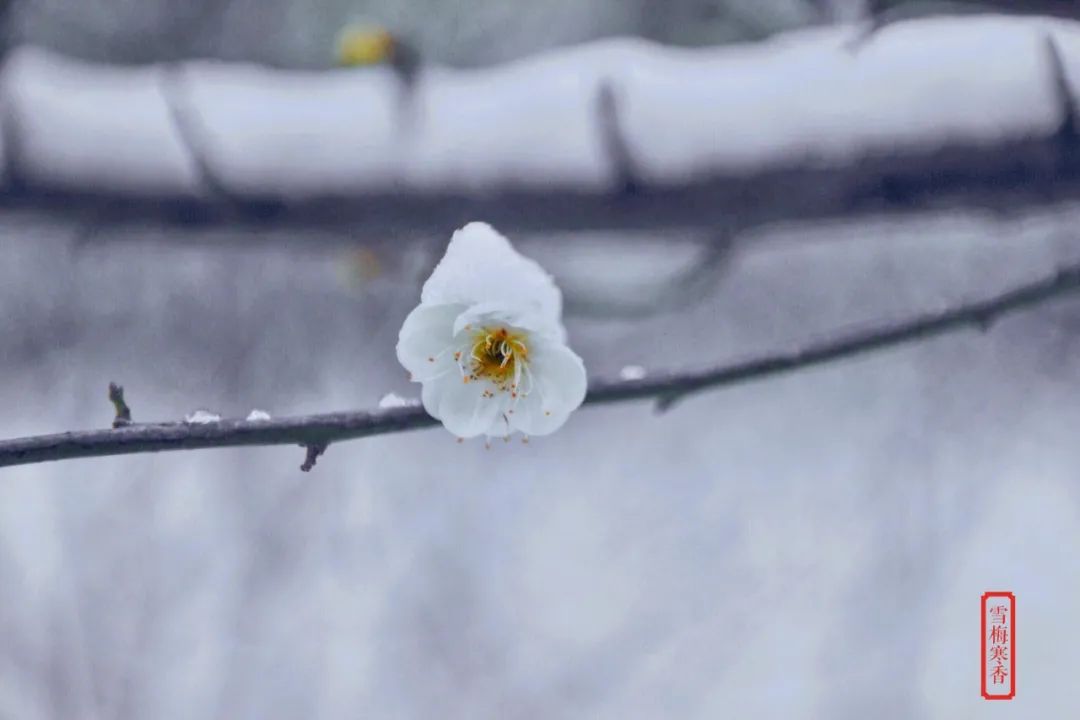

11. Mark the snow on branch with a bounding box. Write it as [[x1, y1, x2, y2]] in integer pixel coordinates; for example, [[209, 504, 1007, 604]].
[[3, 257, 1080, 471], [3, 15, 1080, 233]]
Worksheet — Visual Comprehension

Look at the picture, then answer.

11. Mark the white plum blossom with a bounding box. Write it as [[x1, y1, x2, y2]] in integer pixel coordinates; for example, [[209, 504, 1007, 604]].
[[396, 222, 587, 440]]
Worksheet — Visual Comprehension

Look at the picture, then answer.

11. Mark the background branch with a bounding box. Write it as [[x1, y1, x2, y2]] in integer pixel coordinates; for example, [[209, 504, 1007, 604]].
[[158, 65, 285, 220], [3, 258, 1080, 471], [5, 16, 1080, 237]]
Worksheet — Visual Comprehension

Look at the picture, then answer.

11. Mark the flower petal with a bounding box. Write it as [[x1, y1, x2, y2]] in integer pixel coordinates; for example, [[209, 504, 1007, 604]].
[[421, 222, 564, 333], [396, 303, 466, 381], [452, 303, 563, 344], [508, 339, 587, 437], [427, 373, 510, 438]]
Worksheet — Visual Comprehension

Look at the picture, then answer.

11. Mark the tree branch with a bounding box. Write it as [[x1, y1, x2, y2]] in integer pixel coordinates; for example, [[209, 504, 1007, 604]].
[[6, 18, 1080, 237], [158, 65, 285, 220], [596, 79, 641, 196], [3, 259, 1080, 470]]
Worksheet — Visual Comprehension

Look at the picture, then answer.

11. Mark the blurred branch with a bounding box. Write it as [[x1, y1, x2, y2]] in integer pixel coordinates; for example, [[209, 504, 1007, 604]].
[[3, 259, 1080, 470], [4, 16, 1080, 236], [159, 65, 283, 219], [564, 230, 736, 318], [596, 79, 641, 195], [13, 124, 1080, 238], [159, 65, 232, 201]]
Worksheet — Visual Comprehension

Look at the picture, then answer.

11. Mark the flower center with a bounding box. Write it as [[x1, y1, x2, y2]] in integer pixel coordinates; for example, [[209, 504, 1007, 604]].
[[463, 326, 529, 390]]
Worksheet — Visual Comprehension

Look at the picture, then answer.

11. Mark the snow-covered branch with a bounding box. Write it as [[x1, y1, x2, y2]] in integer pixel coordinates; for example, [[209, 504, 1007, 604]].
[[3, 256, 1080, 471], [3, 15, 1080, 234]]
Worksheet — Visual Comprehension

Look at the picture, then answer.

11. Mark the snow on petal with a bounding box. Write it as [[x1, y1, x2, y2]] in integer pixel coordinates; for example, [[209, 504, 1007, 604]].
[[420, 222, 563, 329]]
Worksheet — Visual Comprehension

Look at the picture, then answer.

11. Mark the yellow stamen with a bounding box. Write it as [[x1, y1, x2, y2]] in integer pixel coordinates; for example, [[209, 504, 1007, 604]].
[[466, 325, 529, 388]]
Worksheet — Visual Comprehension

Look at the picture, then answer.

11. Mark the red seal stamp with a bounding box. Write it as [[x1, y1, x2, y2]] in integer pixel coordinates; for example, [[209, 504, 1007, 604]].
[[981, 591, 1015, 700]]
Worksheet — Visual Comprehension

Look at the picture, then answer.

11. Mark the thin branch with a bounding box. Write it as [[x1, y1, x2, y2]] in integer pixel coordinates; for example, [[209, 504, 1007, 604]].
[[596, 79, 641, 195], [159, 65, 231, 200], [299, 443, 327, 472], [158, 65, 284, 220], [565, 229, 736, 319], [107, 382, 132, 428], [3, 260, 1080, 470]]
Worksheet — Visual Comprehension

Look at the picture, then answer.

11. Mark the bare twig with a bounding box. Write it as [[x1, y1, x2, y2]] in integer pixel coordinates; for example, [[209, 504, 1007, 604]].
[[107, 382, 132, 428], [299, 443, 327, 472], [3, 260, 1080, 470]]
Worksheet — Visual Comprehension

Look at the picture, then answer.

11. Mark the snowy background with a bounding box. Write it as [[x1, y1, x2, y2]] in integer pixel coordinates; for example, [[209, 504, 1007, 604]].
[[3, 2, 1080, 719]]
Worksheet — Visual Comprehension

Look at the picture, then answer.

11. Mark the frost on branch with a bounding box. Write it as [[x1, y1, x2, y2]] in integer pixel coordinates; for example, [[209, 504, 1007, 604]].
[[184, 409, 222, 424]]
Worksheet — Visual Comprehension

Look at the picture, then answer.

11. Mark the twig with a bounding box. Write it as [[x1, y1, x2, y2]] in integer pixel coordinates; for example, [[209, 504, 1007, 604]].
[[158, 66, 284, 219], [3, 260, 1080, 470], [299, 443, 327, 472], [108, 382, 132, 428], [159, 66, 232, 200], [596, 79, 641, 195]]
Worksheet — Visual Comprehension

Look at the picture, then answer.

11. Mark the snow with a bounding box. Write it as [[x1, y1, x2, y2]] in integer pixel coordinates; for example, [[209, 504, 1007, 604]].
[[183, 409, 222, 424], [619, 19, 1057, 179], [618, 364, 647, 380], [180, 62, 403, 195], [245, 409, 272, 421], [1, 48, 201, 195], [421, 222, 564, 332], [377, 392, 419, 409], [4, 14, 1080, 197]]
